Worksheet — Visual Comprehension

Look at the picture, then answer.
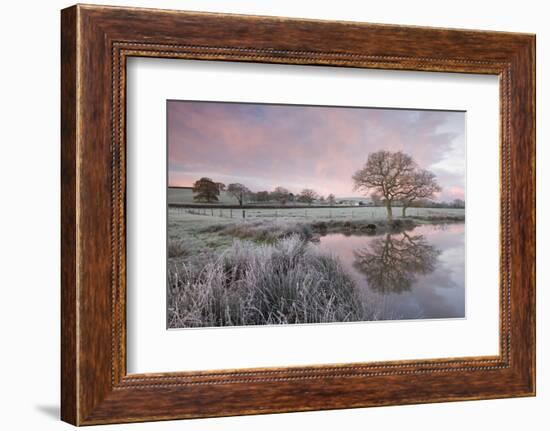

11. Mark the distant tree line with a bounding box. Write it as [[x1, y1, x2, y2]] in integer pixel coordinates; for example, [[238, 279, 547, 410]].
[[191, 150, 463, 220], [191, 178, 337, 207]]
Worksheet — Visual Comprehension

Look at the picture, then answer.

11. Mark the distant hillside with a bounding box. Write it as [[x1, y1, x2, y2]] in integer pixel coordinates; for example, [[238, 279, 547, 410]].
[[168, 187, 239, 205]]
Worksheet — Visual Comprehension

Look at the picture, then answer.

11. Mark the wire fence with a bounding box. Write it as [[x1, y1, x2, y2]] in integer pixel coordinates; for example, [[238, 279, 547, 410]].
[[168, 206, 463, 221]]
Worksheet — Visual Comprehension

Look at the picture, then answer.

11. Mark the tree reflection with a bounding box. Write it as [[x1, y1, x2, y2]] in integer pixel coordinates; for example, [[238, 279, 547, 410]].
[[353, 232, 440, 294]]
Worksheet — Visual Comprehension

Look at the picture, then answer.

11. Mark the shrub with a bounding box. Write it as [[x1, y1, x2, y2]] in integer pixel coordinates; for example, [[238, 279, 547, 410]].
[[167, 235, 367, 327], [201, 221, 314, 243], [167, 239, 188, 258]]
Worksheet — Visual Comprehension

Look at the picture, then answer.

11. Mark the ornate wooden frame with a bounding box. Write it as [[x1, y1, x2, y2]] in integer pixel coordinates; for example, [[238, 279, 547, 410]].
[[61, 4, 535, 425]]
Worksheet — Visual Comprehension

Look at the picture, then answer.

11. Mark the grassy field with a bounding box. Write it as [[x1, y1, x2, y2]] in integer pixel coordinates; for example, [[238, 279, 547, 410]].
[[170, 205, 464, 220], [167, 204, 465, 328], [168, 206, 463, 255]]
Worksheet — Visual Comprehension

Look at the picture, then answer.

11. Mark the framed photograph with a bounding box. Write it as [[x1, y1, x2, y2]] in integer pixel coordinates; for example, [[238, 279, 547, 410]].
[[61, 4, 535, 425], [165, 100, 466, 329]]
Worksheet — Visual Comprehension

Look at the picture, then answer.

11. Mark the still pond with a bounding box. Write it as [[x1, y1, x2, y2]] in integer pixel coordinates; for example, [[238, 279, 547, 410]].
[[315, 223, 465, 321]]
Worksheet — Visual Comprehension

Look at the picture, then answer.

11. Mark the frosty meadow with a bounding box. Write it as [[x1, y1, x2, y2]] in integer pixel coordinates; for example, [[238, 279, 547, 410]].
[[167, 101, 466, 328]]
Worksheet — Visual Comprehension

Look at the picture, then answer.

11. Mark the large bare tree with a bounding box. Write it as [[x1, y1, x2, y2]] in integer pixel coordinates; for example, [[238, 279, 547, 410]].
[[400, 169, 441, 217], [352, 150, 440, 221], [352, 151, 416, 221], [227, 183, 251, 207]]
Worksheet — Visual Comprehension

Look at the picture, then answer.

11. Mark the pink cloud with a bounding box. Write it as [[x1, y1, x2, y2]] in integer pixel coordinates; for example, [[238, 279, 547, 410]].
[[168, 101, 465, 201]]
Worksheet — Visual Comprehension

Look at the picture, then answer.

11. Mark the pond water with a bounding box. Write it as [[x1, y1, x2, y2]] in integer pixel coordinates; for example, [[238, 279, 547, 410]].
[[316, 223, 465, 321]]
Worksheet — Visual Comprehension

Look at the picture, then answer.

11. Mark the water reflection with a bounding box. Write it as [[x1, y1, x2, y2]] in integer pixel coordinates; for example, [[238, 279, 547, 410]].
[[352, 232, 440, 294], [316, 224, 465, 320]]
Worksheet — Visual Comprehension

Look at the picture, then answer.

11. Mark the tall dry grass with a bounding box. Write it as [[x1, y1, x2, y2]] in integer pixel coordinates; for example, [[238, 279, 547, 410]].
[[167, 235, 370, 328]]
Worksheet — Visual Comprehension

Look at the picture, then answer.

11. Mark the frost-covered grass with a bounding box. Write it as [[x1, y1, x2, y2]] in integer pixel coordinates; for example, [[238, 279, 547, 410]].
[[170, 205, 465, 222], [168, 236, 371, 328], [166, 206, 464, 328], [167, 206, 463, 263]]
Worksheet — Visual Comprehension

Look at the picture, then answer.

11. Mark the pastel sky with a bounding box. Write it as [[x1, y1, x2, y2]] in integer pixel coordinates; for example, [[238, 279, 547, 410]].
[[168, 101, 465, 201]]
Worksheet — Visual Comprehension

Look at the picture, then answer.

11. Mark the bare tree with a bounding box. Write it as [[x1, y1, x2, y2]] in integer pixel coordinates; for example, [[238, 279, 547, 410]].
[[271, 186, 291, 205], [399, 169, 441, 217], [327, 193, 336, 206], [352, 150, 441, 221], [352, 151, 416, 221], [192, 177, 219, 203], [298, 188, 319, 205], [227, 183, 251, 207]]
